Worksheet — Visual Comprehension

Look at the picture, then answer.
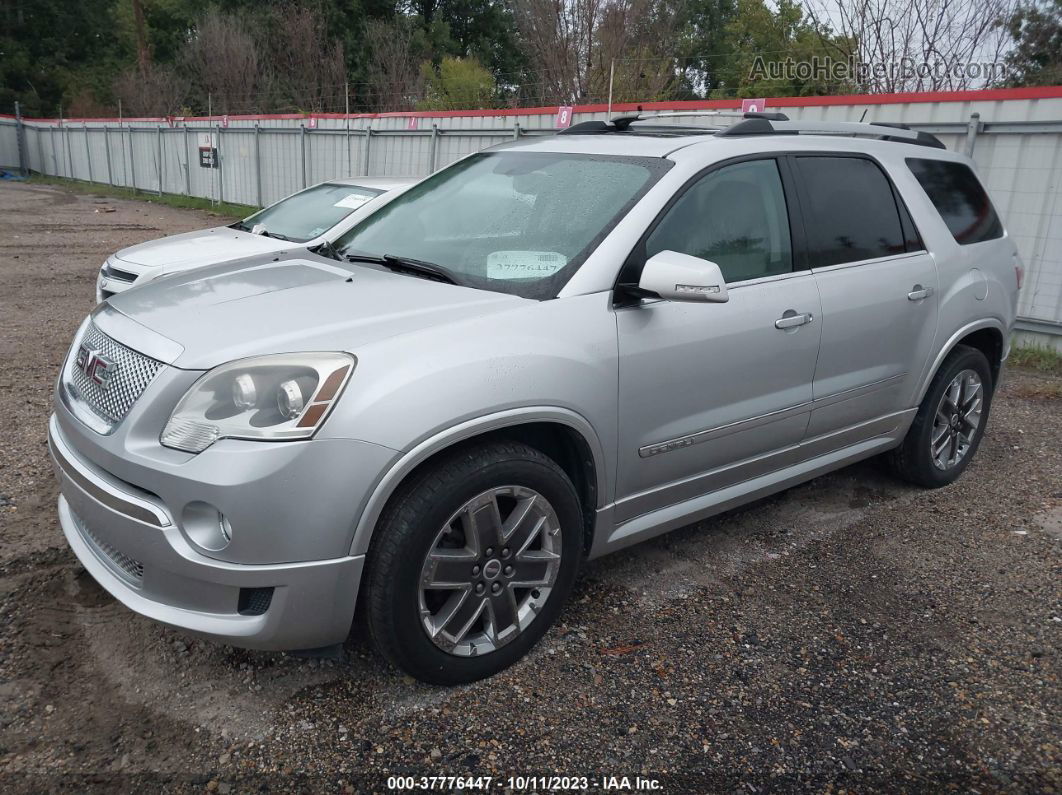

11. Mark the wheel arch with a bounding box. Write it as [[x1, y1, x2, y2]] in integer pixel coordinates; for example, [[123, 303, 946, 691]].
[[349, 408, 607, 558], [917, 320, 1007, 404]]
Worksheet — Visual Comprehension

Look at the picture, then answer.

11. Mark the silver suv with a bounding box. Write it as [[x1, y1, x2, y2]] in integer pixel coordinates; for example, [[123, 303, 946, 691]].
[[50, 114, 1021, 684]]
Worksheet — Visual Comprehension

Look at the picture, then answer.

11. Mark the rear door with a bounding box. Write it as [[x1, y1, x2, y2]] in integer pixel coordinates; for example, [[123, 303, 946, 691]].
[[791, 154, 939, 441]]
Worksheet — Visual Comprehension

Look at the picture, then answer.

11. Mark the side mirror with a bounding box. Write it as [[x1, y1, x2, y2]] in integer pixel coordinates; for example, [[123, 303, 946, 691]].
[[638, 250, 729, 303]]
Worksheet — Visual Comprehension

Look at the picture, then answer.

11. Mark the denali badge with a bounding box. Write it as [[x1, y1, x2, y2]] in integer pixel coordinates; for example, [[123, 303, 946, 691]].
[[76, 344, 117, 389]]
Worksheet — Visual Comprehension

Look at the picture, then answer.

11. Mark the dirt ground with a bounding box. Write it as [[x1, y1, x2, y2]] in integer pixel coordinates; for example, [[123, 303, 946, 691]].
[[0, 181, 1059, 793]]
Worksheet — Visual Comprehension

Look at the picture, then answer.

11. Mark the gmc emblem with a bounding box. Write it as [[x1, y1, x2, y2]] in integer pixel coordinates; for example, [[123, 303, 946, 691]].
[[75, 344, 117, 389]]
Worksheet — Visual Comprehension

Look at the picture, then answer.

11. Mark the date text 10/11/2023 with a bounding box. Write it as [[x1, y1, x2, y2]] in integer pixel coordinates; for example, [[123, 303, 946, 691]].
[[386, 775, 664, 791]]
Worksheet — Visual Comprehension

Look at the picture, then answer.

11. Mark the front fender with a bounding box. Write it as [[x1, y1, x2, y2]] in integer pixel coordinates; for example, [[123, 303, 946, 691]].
[[346, 405, 609, 557]]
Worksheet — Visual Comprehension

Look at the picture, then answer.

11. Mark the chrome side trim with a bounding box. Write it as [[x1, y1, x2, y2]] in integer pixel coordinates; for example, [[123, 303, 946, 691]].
[[597, 412, 912, 558], [809, 373, 907, 410], [639, 401, 812, 458], [638, 374, 907, 459], [48, 419, 170, 527], [809, 250, 928, 275]]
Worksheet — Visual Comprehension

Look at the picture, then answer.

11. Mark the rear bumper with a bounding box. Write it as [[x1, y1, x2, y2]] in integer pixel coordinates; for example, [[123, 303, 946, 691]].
[[50, 418, 364, 651]]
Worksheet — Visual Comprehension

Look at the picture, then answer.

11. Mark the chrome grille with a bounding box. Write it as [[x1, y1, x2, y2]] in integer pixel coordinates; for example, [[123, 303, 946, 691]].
[[73, 512, 144, 586], [63, 324, 162, 432]]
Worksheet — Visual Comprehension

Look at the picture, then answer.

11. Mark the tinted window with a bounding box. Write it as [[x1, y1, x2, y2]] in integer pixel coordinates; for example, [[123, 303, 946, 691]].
[[646, 159, 793, 283], [795, 156, 906, 266], [907, 158, 1003, 245]]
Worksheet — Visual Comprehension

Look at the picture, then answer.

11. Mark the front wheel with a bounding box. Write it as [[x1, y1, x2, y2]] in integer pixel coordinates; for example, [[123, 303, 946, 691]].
[[890, 344, 994, 488], [363, 441, 583, 684]]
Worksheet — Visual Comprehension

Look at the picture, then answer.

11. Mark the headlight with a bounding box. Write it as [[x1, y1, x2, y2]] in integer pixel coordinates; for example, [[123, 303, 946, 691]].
[[161, 352, 355, 453]]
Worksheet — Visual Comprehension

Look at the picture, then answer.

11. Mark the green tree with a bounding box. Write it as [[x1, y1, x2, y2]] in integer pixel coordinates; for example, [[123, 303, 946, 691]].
[[417, 55, 496, 109], [674, 0, 738, 97], [0, 0, 126, 116], [712, 0, 853, 97], [1004, 0, 1062, 86]]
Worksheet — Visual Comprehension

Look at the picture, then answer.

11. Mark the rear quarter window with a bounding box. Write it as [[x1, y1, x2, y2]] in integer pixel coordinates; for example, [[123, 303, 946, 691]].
[[906, 158, 1003, 245]]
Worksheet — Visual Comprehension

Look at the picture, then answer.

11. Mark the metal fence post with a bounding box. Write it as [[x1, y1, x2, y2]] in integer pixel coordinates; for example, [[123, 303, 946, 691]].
[[64, 123, 73, 179], [965, 113, 981, 157], [104, 125, 113, 185], [14, 102, 27, 176], [50, 125, 58, 175], [83, 125, 93, 183], [513, 123, 520, 140], [429, 123, 439, 173], [128, 126, 137, 192], [36, 124, 45, 175], [254, 124, 262, 206], [157, 125, 163, 195], [217, 124, 224, 205], [300, 124, 307, 188], [362, 126, 372, 177], [184, 125, 191, 197]]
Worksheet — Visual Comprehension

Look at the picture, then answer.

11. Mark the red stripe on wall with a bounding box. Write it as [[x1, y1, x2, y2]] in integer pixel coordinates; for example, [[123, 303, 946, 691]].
[[4, 85, 1062, 125]]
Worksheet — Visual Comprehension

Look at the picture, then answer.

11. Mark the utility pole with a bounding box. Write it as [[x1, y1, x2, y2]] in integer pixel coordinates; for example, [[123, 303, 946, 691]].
[[607, 59, 615, 118]]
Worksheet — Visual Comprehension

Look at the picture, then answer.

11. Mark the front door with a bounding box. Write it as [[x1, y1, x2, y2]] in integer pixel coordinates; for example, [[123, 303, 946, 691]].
[[614, 157, 821, 523]]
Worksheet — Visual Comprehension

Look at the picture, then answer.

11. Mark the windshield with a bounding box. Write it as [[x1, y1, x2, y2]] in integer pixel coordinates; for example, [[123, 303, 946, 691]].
[[333, 152, 667, 298], [239, 183, 384, 243]]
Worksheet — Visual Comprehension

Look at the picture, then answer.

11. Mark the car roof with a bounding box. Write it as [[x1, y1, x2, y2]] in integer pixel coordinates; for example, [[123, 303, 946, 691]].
[[328, 176, 418, 191], [489, 119, 957, 164], [490, 131, 714, 159]]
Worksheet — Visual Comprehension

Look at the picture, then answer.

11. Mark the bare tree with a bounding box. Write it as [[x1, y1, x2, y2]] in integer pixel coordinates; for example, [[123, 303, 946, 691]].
[[805, 0, 1019, 92], [591, 0, 684, 103], [363, 16, 428, 111], [181, 9, 263, 114], [510, 0, 604, 103], [112, 62, 188, 116], [265, 4, 347, 112], [510, 0, 682, 104]]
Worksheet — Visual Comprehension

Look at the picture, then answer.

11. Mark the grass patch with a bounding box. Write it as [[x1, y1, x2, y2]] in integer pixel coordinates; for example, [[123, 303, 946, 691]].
[[1010, 344, 1062, 375], [25, 174, 256, 219]]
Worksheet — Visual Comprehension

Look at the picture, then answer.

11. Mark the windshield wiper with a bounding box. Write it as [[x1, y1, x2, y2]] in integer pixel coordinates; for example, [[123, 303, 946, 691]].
[[342, 251, 463, 286], [229, 220, 251, 232], [260, 230, 291, 241], [312, 239, 343, 261]]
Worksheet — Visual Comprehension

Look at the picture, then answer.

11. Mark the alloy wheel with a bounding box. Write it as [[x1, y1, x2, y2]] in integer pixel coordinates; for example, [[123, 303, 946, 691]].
[[417, 486, 563, 657], [930, 368, 984, 470]]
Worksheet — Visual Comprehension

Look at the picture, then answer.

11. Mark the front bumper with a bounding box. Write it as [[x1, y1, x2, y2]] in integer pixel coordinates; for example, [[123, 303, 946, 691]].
[[49, 411, 390, 651]]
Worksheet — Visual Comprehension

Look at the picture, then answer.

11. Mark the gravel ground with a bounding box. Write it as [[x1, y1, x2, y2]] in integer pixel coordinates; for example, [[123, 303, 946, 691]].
[[0, 181, 1059, 793]]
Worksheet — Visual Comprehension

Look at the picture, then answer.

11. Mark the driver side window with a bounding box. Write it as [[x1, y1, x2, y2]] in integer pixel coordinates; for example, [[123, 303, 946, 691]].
[[645, 159, 793, 284]]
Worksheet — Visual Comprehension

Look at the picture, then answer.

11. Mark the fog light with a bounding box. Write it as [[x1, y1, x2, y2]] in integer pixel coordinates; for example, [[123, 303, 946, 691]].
[[182, 502, 232, 551]]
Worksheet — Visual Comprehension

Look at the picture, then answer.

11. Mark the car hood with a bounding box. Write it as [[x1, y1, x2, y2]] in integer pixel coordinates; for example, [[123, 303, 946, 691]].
[[114, 227, 292, 270], [99, 251, 525, 369]]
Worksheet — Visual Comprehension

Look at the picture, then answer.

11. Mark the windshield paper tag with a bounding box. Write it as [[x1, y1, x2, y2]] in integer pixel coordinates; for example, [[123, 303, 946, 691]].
[[487, 251, 567, 280], [334, 194, 371, 210]]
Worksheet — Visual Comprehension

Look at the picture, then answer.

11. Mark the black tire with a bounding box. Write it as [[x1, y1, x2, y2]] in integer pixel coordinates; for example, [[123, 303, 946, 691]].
[[363, 441, 583, 685], [890, 344, 994, 488]]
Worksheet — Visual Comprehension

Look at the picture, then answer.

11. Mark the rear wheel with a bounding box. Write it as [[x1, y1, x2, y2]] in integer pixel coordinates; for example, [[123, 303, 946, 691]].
[[890, 345, 994, 488], [363, 441, 582, 684]]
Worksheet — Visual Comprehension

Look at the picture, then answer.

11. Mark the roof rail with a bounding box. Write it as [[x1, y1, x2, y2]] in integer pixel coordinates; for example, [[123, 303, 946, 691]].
[[718, 118, 946, 149], [559, 110, 791, 135]]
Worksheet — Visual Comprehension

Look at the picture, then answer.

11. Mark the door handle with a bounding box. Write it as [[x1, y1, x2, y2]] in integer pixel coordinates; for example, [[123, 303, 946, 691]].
[[907, 285, 934, 301], [774, 311, 814, 329]]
